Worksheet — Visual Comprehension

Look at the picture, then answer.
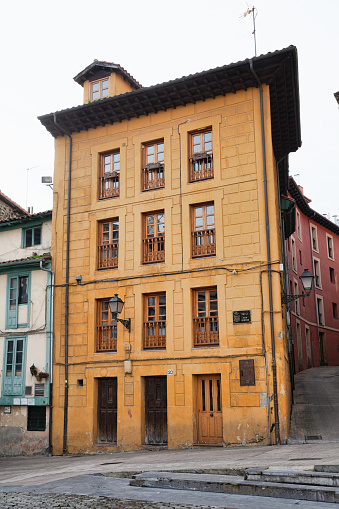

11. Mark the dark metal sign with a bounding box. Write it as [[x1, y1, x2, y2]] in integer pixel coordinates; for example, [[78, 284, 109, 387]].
[[233, 310, 251, 323]]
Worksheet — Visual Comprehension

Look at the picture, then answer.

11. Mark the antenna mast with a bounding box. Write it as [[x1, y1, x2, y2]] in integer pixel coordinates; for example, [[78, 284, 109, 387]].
[[240, 5, 258, 57]]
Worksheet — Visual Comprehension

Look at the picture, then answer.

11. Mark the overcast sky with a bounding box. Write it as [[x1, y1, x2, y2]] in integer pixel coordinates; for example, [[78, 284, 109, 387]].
[[1, 0, 338, 219]]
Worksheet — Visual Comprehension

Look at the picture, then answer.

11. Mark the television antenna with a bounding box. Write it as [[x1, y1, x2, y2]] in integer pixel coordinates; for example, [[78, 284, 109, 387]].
[[239, 5, 258, 57]]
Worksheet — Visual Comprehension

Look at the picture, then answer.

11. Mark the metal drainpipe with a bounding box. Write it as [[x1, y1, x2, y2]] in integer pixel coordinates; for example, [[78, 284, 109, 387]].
[[249, 60, 281, 445], [40, 260, 54, 456], [53, 113, 72, 455]]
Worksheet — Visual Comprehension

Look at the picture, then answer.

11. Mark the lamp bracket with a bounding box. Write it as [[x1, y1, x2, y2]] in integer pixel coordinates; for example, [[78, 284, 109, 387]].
[[281, 291, 311, 305], [117, 317, 131, 332]]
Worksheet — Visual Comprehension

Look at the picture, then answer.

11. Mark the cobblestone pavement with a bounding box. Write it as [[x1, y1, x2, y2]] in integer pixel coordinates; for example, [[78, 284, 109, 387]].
[[0, 493, 220, 509]]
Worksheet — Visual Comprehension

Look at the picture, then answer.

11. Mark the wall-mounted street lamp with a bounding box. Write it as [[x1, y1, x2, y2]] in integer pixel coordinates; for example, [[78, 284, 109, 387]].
[[281, 268, 314, 305], [108, 294, 131, 332]]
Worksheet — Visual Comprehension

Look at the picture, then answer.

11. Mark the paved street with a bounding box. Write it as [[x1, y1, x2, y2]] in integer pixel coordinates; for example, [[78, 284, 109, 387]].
[[1, 367, 339, 507], [1, 443, 339, 508], [289, 366, 339, 442]]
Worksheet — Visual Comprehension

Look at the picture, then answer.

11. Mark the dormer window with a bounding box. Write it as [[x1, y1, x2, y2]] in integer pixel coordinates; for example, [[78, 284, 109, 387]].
[[91, 79, 109, 100]]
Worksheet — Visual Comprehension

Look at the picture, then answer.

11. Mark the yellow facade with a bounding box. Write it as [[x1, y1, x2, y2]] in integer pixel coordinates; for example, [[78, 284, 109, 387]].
[[43, 52, 301, 454]]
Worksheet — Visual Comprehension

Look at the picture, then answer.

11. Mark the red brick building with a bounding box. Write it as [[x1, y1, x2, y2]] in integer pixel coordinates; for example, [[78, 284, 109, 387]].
[[286, 177, 339, 373]]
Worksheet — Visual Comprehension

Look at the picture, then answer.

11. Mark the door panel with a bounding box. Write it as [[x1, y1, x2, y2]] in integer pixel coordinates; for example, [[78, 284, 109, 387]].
[[197, 375, 222, 444], [145, 376, 167, 445], [98, 378, 117, 443]]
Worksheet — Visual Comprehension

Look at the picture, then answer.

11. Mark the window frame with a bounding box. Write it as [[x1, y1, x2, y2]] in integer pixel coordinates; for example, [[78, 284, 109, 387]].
[[327, 234, 334, 260], [296, 210, 302, 240], [189, 128, 213, 183], [293, 279, 300, 315], [191, 202, 216, 258], [97, 219, 119, 270], [96, 299, 118, 352], [27, 406, 46, 431], [142, 139, 165, 191], [143, 293, 166, 349], [6, 273, 30, 329], [316, 296, 325, 326], [90, 78, 109, 101], [22, 224, 42, 248], [99, 150, 120, 200], [313, 257, 322, 289], [311, 225, 318, 252], [193, 287, 219, 347], [330, 267, 335, 284], [333, 302, 338, 319], [291, 237, 297, 273], [142, 211, 165, 264], [2, 337, 27, 396]]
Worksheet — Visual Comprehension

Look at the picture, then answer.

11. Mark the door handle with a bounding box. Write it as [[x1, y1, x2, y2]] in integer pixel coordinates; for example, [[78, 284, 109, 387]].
[[210, 413, 213, 417]]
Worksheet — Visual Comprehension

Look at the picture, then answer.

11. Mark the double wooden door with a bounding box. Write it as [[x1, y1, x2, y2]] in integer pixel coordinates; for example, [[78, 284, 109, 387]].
[[197, 374, 223, 444], [145, 376, 167, 445], [98, 378, 117, 443]]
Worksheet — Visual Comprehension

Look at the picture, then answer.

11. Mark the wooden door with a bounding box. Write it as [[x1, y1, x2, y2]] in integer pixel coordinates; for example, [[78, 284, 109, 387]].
[[98, 378, 117, 443], [197, 374, 222, 444], [145, 376, 167, 445]]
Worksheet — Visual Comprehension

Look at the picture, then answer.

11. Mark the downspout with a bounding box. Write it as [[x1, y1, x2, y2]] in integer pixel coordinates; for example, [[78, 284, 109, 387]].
[[53, 113, 72, 456], [249, 60, 281, 445], [40, 260, 54, 456], [178, 119, 190, 271]]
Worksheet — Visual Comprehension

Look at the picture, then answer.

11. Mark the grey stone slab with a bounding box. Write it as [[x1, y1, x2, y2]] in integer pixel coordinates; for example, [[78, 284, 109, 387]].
[[245, 468, 339, 486], [130, 471, 339, 503]]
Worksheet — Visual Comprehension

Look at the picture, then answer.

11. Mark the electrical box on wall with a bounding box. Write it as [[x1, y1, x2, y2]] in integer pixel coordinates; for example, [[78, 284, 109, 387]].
[[239, 359, 255, 386]]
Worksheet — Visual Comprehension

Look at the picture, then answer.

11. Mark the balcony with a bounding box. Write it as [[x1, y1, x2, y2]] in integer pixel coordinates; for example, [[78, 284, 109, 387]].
[[98, 242, 119, 269], [189, 153, 213, 182], [193, 317, 219, 346], [99, 173, 119, 199], [142, 163, 164, 191], [96, 325, 117, 352], [192, 229, 216, 257], [144, 321, 166, 349], [143, 236, 165, 263]]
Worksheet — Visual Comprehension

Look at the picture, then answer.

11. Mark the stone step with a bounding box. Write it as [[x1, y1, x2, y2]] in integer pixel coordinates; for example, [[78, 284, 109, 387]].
[[130, 471, 339, 504], [245, 468, 339, 487]]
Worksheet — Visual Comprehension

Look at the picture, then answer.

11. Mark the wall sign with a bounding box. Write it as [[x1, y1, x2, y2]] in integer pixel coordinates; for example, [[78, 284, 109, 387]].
[[168, 369, 173, 375], [233, 310, 251, 323], [4, 406, 11, 414]]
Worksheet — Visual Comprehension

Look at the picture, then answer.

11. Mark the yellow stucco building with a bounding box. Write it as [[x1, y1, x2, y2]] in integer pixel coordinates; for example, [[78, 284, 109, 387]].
[[39, 47, 301, 454]]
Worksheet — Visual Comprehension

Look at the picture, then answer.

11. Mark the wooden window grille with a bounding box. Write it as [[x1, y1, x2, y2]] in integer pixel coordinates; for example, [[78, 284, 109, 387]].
[[191, 203, 215, 257], [142, 140, 165, 191], [143, 293, 166, 349], [189, 129, 213, 182], [98, 220, 119, 269], [96, 300, 117, 352], [91, 78, 109, 100], [193, 288, 219, 346], [99, 151, 120, 199], [143, 212, 165, 263]]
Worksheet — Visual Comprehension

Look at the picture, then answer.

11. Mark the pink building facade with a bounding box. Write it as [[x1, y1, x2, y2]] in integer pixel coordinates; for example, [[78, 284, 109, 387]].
[[286, 178, 339, 373]]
